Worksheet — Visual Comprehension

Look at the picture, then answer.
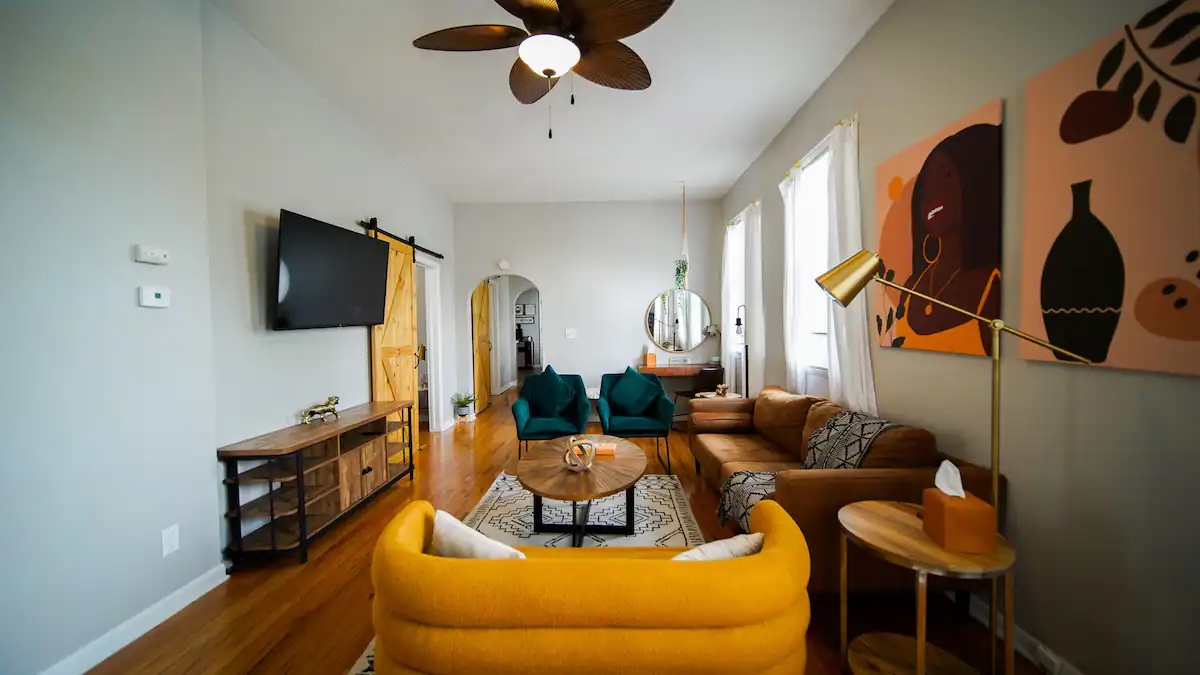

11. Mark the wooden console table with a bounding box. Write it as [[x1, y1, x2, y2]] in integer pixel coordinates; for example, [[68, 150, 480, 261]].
[[218, 400, 413, 569], [638, 364, 721, 378]]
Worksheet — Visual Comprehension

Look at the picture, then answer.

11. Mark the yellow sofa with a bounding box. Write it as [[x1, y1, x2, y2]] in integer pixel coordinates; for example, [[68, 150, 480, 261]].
[[371, 499, 811, 674]]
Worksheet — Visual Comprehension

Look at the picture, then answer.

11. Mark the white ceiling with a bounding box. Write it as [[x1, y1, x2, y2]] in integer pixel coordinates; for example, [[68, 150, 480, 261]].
[[217, 0, 893, 203]]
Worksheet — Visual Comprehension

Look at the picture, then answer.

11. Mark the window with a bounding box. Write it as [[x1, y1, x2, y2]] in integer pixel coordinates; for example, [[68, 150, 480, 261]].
[[726, 216, 746, 349], [781, 142, 832, 390]]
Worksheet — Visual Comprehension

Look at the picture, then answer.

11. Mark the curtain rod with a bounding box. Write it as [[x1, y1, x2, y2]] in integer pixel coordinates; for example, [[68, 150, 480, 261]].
[[356, 217, 446, 260]]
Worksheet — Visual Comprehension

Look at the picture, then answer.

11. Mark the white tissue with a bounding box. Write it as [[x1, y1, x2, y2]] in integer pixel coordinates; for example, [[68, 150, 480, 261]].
[[934, 460, 966, 499]]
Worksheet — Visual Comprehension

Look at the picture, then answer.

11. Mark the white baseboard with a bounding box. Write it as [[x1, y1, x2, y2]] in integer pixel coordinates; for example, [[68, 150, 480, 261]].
[[42, 564, 227, 675], [956, 592, 1083, 675]]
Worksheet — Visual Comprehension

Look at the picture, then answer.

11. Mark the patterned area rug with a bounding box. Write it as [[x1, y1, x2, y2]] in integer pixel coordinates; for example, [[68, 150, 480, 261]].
[[349, 471, 705, 673]]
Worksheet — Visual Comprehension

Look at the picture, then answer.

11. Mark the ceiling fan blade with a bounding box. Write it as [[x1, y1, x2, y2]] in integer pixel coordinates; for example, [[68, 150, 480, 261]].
[[510, 58, 559, 104], [575, 0, 674, 43], [496, 0, 559, 17], [495, 0, 561, 28], [574, 41, 651, 90], [413, 25, 528, 51]]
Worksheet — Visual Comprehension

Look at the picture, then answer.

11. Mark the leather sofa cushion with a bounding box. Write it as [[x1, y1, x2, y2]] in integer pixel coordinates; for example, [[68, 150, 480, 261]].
[[693, 434, 797, 489], [752, 387, 819, 459], [690, 411, 754, 434], [802, 400, 941, 469]]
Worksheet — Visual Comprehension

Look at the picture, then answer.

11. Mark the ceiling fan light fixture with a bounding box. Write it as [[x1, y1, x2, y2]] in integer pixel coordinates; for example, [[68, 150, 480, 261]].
[[518, 34, 580, 79]]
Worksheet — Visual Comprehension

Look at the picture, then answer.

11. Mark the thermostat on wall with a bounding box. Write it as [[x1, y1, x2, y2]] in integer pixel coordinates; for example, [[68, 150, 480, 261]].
[[138, 286, 171, 309]]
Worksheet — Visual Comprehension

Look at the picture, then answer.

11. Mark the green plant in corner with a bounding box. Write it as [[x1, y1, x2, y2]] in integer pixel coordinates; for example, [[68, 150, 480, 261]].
[[451, 393, 477, 417]]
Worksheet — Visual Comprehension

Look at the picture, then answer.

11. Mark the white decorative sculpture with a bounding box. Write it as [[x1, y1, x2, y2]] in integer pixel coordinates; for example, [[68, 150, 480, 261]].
[[564, 436, 596, 472]]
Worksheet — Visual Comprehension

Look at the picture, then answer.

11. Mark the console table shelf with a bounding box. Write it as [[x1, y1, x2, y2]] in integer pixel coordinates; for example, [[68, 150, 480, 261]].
[[217, 400, 414, 569]]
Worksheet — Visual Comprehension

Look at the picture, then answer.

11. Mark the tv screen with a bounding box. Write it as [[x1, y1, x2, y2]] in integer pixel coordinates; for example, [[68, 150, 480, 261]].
[[271, 210, 389, 330]]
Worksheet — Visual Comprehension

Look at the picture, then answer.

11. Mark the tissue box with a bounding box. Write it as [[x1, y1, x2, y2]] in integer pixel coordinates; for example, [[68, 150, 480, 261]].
[[922, 488, 996, 554]]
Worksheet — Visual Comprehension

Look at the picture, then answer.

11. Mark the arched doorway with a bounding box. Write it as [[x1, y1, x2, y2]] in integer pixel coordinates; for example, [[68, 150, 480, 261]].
[[469, 274, 540, 413]]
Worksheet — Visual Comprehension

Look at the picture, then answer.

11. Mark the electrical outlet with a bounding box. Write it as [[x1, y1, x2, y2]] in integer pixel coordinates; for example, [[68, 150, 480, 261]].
[[161, 524, 180, 557]]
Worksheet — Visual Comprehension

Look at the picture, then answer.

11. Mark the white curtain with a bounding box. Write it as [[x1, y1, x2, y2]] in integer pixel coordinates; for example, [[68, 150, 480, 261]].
[[743, 201, 765, 396], [826, 118, 878, 414], [780, 169, 823, 395]]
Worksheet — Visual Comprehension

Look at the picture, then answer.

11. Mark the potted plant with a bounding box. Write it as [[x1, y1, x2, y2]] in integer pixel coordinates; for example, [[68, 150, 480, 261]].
[[451, 393, 477, 419]]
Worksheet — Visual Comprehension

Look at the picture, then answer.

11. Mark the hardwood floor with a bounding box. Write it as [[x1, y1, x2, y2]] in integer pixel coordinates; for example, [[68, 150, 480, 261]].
[[95, 390, 1036, 674]]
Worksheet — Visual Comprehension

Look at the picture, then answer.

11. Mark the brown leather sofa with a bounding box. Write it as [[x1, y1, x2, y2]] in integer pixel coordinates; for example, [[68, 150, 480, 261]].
[[689, 386, 998, 593]]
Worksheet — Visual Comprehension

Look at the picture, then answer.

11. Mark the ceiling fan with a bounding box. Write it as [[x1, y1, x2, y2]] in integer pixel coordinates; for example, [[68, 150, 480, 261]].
[[413, 0, 675, 105]]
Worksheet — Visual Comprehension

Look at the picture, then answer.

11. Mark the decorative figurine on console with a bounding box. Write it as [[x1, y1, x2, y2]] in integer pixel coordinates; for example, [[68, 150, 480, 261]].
[[301, 396, 340, 424]]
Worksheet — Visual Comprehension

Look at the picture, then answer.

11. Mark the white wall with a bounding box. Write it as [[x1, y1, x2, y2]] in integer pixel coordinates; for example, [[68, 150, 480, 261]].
[[203, 3, 457, 445], [0, 2, 220, 673], [723, 0, 1198, 672], [454, 201, 723, 394], [0, 3, 459, 672]]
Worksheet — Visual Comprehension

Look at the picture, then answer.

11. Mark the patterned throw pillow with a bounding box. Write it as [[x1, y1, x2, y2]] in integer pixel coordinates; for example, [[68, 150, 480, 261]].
[[804, 410, 897, 470]]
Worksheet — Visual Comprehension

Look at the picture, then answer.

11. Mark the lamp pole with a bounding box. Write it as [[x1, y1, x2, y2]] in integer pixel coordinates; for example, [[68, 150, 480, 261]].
[[871, 276, 1091, 508]]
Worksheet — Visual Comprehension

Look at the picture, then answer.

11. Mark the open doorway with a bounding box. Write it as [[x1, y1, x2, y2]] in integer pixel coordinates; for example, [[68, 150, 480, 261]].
[[414, 252, 446, 433], [513, 283, 541, 388], [415, 264, 429, 436], [470, 274, 540, 412]]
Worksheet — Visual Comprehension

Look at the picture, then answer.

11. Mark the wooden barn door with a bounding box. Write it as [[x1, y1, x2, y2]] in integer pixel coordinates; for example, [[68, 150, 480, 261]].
[[471, 280, 492, 414], [370, 233, 417, 450]]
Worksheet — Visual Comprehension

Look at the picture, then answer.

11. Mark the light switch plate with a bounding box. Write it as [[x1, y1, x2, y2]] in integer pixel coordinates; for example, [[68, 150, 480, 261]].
[[138, 286, 170, 308], [161, 524, 179, 557], [134, 245, 170, 265], [564, 328, 578, 339]]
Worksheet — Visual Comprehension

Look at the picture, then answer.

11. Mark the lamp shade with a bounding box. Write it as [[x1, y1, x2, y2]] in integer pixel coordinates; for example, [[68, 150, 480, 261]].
[[816, 249, 883, 306], [518, 34, 581, 78]]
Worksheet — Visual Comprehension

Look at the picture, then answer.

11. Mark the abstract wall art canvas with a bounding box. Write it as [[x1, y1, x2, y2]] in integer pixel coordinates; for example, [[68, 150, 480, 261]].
[[1019, 0, 1200, 377], [874, 100, 1004, 357]]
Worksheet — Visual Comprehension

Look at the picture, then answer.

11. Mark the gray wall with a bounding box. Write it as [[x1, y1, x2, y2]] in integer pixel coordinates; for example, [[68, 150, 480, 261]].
[[453, 201, 723, 393], [0, 2, 458, 672], [0, 1, 220, 673], [723, 0, 1199, 672], [203, 3, 457, 445]]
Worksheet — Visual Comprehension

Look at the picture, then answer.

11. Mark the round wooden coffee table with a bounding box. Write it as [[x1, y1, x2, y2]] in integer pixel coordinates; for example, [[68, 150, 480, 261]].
[[517, 435, 647, 547], [839, 500, 1017, 675]]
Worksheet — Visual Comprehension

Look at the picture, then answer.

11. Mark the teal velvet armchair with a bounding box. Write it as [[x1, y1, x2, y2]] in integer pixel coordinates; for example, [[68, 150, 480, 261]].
[[512, 367, 589, 458], [598, 370, 675, 474]]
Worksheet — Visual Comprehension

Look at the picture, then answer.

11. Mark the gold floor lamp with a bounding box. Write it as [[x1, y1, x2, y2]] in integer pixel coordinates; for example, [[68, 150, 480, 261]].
[[816, 249, 1093, 510]]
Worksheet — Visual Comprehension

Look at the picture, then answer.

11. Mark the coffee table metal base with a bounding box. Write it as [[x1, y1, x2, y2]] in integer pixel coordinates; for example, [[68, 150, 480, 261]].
[[533, 486, 635, 547]]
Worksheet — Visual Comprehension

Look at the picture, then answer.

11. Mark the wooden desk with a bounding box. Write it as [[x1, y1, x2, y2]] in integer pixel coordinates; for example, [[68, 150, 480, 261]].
[[638, 364, 719, 377]]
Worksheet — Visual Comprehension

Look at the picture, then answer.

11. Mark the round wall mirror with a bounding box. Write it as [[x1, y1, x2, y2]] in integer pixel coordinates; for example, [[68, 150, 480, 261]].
[[645, 289, 714, 353]]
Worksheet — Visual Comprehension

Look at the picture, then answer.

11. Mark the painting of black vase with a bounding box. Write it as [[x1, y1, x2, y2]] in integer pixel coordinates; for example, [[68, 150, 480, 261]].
[[1020, 0, 1200, 378], [1039, 180, 1125, 363]]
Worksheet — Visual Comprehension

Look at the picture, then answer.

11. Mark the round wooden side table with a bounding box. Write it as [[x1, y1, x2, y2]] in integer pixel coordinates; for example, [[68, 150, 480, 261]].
[[838, 500, 1017, 675], [517, 435, 646, 547]]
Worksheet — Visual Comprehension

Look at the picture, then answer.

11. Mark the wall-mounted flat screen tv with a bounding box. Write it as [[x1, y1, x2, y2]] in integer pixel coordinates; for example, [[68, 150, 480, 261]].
[[270, 210, 389, 330]]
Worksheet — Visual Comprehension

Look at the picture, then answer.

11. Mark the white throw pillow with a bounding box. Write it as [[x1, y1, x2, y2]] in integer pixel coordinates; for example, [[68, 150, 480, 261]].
[[430, 510, 526, 560], [672, 532, 765, 561]]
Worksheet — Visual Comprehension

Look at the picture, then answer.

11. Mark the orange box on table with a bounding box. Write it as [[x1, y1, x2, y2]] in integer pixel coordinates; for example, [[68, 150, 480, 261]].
[[921, 488, 997, 554]]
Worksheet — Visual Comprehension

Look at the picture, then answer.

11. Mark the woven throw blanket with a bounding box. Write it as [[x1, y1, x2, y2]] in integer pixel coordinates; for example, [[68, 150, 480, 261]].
[[718, 471, 776, 533], [803, 410, 896, 470]]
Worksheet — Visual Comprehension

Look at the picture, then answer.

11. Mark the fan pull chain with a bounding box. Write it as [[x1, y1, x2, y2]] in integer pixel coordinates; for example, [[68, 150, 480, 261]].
[[547, 77, 554, 140], [571, 73, 576, 105]]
